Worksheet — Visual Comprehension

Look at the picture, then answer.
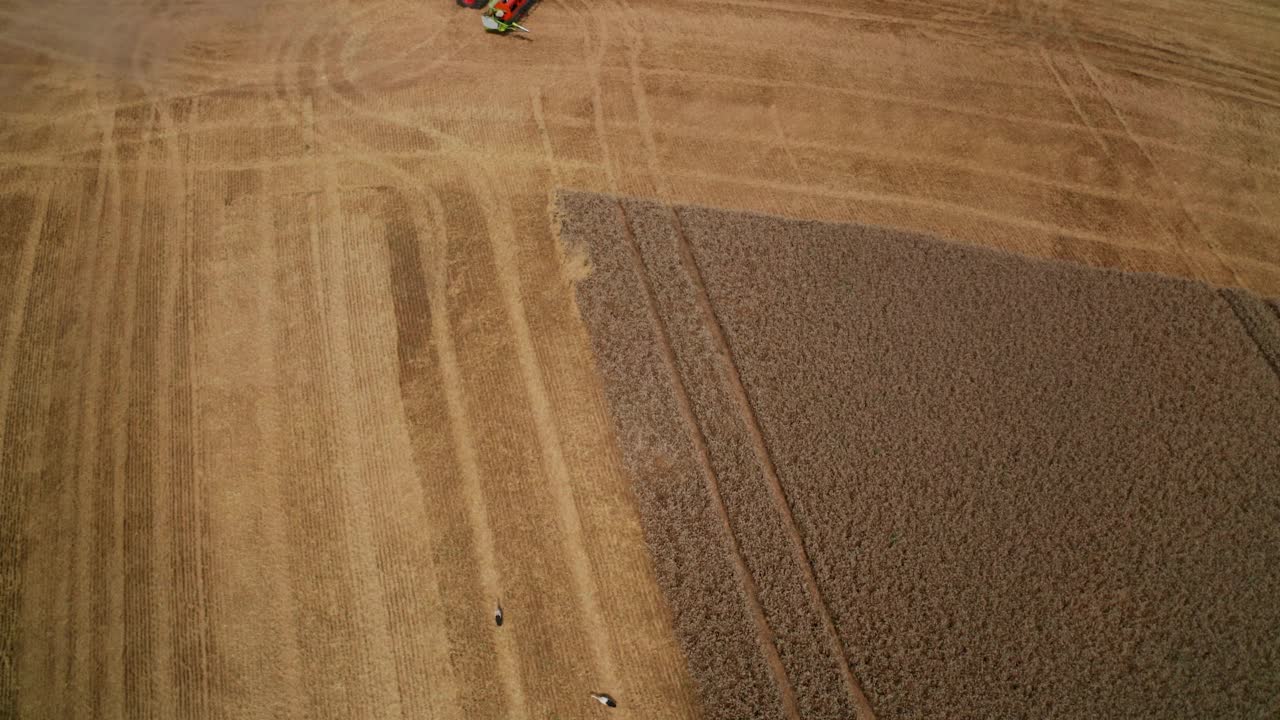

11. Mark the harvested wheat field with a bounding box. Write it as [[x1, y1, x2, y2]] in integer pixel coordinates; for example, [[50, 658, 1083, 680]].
[[561, 192, 1280, 719], [1, 0, 1279, 718]]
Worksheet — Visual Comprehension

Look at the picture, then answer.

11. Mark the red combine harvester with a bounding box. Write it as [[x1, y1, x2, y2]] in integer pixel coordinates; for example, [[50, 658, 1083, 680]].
[[457, 0, 538, 33]]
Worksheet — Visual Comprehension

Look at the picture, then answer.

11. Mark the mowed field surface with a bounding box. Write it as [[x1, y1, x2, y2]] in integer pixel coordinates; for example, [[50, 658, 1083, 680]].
[[1, 0, 1279, 718]]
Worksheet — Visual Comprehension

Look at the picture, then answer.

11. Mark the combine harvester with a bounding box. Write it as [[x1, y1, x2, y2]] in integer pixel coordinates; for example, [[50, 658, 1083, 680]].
[[456, 0, 537, 33]]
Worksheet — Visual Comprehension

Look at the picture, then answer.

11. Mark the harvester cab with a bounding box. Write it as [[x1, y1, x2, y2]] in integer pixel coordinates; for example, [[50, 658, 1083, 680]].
[[457, 0, 535, 33]]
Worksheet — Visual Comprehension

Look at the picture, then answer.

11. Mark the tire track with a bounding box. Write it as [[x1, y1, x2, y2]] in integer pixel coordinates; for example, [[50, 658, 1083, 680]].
[[383, 194, 507, 719], [0, 181, 52, 445], [187, 147, 302, 719], [97, 98, 151, 719], [1081, 33, 1280, 94], [578, 0, 620, 193], [0, 177, 53, 718], [1106, 61, 1280, 110], [30, 166, 97, 719], [667, 205, 876, 720], [287, 106, 545, 713], [285, 54, 537, 711], [530, 87, 562, 187], [1033, 43, 1205, 273], [767, 105, 823, 218], [664, 165, 1135, 245], [615, 198, 800, 720], [1071, 36, 1244, 286], [473, 161, 621, 697], [421, 187, 532, 720], [507, 182, 707, 720], [343, 185, 466, 719], [122, 103, 162, 720], [67, 95, 125, 718], [301, 94, 417, 720], [627, 36, 670, 199], [1037, 43, 1110, 153], [162, 96, 213, 720], [301, 78, 467, 718]]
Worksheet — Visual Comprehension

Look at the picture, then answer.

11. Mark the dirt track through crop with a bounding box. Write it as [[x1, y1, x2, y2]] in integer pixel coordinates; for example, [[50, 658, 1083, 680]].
[[3, 0, 1280, 717], [562, 191, 1280, 719]]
